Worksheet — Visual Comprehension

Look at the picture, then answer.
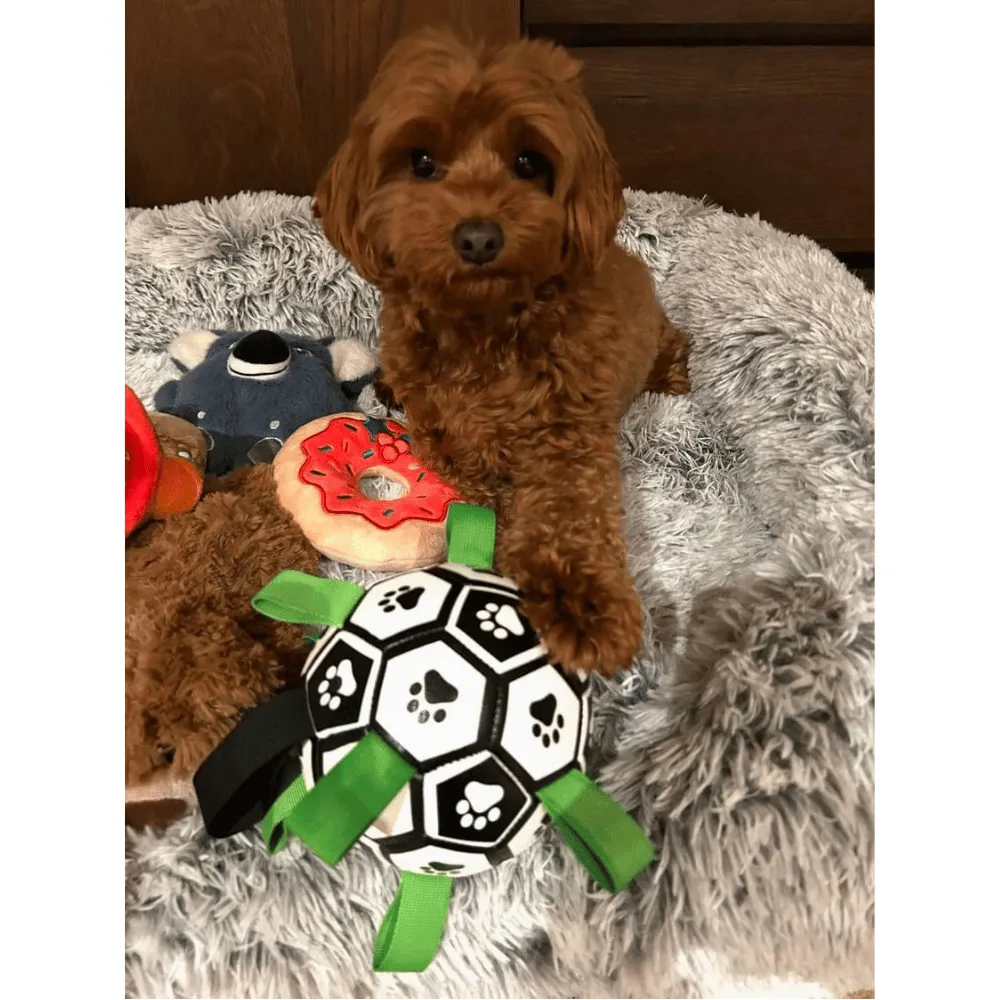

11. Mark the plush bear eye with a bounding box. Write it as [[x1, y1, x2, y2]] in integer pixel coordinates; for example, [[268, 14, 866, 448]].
[[410, 149, 437, 179], [514, 149, 554, 186], [293, 346, 307, 354]]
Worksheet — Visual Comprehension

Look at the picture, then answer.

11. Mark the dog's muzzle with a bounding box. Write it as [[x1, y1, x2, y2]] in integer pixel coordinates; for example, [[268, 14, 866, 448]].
[[227, 330, 291, 379]]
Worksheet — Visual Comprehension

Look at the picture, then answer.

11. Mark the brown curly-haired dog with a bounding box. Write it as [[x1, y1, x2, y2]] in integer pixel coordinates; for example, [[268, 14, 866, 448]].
[[125, 464, 319, 827], [314, 29, 689, 676]]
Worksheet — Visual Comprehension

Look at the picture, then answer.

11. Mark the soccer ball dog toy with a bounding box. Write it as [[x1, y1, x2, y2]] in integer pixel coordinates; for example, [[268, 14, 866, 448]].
[[194, 503, 654, 972]]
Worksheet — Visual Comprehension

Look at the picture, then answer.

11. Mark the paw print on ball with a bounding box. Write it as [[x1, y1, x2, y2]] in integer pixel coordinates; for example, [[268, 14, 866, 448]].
[[304, 633, 379, 737], [378, 584, 424, 614], [427, 752, 532, 848], [349, 570, 452, 643], [420, 861, 464, 875], [317, 658, 358, 711], [375, 642, 486, 765], [529, 693, 564, 748], [406, 669, 459, 724], [499, 665, 583, 782], [475, 601, 526, 641], [450, 585, 546, 675], [455, 781, 504, 831]]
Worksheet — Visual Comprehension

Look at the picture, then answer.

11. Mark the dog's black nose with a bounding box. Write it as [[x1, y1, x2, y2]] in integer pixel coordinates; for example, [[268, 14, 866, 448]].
[[228, 330, 291, 379], [453, 219, 504, 265]]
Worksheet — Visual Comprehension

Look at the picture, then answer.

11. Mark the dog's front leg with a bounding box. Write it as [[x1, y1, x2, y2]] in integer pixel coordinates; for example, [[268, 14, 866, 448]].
[[493, 423, 644, 677]]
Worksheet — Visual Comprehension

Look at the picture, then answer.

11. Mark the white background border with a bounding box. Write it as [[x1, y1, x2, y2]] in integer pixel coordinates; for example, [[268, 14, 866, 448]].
[[2, 1, 998, 995], [876, 2, 1000, 997], [2, 2, 123, 995]]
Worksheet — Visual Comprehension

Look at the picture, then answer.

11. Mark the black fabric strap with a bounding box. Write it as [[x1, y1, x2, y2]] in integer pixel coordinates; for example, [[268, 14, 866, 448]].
[[193, 688, 313, 838]]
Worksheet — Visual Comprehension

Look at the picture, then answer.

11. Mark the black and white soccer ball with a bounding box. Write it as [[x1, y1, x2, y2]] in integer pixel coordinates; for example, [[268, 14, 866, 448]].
[[299, 563, 592, 877]]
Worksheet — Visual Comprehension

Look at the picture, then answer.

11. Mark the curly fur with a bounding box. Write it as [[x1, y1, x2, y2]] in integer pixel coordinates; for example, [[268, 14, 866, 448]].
[[125, 464, 320, 824], [313, 29, 690, 676]]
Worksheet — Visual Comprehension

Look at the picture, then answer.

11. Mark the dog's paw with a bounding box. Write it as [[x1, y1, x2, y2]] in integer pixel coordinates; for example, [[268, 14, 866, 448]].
[[518, 564, 644, 677]]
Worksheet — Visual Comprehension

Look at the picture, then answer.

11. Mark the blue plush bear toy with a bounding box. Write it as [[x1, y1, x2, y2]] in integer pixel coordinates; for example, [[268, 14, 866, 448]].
[[154, 328, 377, 477]]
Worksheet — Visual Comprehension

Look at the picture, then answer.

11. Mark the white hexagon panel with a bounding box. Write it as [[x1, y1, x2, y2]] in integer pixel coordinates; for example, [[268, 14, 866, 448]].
[[362, 785, 415, 841], [446, 584, 547, 676], [499, 664, 582, 784], [503, 800, 548, 857], [421, 750, 535, 851], [346, 569, 454, 645], [381, 843, 495, 878], [374, 641, 487, 764], [303, 630, 381, 739], [575, 679, 591, 770]]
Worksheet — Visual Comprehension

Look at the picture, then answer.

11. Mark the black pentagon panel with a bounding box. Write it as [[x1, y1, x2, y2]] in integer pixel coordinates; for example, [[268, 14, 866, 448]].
[[446, 586, 548, 677], [304, 631, 380, 738], [430, 755, 530, 849]]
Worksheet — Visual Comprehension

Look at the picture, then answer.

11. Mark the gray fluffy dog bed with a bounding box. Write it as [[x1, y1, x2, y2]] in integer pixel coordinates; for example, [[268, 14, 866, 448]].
[[125, 191, 874, 999]]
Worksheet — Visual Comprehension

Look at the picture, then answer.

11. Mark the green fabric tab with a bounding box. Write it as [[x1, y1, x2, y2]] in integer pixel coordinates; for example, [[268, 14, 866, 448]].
[[260, 774, 308, 854], [283, 732, 415, 868], [252, 570, 364, 628], [373, 871, 453, 973], [445, 503, 496, 570], [538, 769, 655, 893]]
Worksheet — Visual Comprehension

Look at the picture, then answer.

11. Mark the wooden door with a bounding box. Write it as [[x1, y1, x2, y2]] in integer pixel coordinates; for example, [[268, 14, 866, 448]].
[[526, 0, 874, 254], [125, 0, 520, 207]]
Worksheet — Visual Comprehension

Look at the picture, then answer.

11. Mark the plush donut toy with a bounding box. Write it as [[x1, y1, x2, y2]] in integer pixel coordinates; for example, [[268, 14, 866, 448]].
[[272, 413, 463, 571]]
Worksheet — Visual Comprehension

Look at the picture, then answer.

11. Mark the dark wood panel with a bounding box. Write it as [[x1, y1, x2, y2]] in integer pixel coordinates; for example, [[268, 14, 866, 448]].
[[126, 0, 519, 208], [531, 22, 873, 47], [126, 0, 311, 208], [527, 0, 874, 25], [578, 46, 873, 251]]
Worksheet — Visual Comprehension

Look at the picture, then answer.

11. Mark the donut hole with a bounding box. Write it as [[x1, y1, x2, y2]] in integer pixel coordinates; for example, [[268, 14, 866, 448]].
[[358, 470, 410, 502]]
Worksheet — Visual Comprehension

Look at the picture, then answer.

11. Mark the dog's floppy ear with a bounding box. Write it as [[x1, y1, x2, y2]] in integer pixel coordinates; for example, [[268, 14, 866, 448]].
[[560, 74, 625, 278], [167, 328, 218, 372], [314, 126, 384, 285], [327, 338, 377, 397]]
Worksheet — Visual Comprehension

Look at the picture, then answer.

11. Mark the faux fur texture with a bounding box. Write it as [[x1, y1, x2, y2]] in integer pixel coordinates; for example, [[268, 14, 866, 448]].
[[124, 190, 874, 999]]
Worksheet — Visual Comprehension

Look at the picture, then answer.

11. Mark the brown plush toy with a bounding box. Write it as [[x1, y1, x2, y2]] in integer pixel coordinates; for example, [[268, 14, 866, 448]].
[[125, 386, 207, 539], [125, 463, 320, 828], [125, 409, 465, 829]]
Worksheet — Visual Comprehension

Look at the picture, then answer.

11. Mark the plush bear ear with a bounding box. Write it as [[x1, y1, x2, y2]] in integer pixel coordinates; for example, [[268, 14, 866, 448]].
[[328, 339, 377, 397], [167, 329, 219, 372]]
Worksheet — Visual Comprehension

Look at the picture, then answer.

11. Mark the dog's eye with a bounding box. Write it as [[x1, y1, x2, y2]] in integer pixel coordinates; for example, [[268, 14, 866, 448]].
[[514, 149, 553, 183], [410, 149, 437, 179]]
